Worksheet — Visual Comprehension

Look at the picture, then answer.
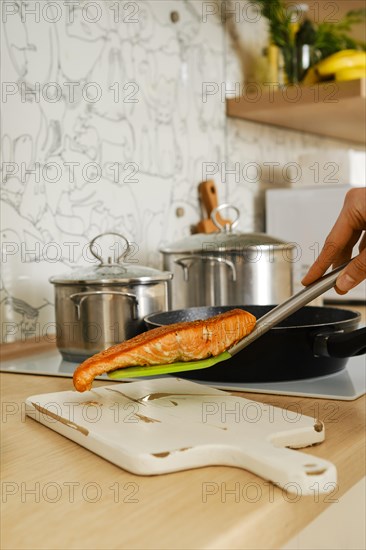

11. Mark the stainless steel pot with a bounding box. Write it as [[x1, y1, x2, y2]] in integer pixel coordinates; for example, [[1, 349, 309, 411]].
[[160, 205, 296, 309], [50, 232, 172, 361]]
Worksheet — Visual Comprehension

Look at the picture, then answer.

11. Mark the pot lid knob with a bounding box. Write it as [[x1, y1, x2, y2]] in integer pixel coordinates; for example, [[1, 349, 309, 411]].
[[211, 204, 240, 233], [89, 232, 131, 267]]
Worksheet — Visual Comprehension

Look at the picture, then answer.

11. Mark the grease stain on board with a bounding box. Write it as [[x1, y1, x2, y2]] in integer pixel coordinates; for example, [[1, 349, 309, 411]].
[[31, 402, 89, 436], [152, 447, 192, 458]]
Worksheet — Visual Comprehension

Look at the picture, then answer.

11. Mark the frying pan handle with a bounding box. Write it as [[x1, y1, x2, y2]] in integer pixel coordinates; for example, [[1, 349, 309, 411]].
[[314, 328, 366, 358]]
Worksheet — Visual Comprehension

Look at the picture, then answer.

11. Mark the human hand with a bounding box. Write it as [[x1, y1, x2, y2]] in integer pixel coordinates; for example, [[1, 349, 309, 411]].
[[301, 188, 366, 294]]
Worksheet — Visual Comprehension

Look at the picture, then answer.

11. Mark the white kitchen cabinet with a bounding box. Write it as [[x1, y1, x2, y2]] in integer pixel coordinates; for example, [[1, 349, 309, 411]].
[[283, 477, 366, 550]]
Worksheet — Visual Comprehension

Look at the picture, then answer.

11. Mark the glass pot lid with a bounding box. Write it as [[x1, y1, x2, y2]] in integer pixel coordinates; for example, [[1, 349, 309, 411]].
[[160, 205, 295, 254], [50, 232, 173, 285]]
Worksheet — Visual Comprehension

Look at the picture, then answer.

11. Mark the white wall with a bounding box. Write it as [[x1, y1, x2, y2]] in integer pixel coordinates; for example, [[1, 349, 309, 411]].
[[0, 0, 363, 342]]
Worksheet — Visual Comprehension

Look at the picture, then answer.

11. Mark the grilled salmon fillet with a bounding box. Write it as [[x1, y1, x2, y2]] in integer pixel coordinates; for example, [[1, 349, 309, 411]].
[[73, 308, 256, 392]]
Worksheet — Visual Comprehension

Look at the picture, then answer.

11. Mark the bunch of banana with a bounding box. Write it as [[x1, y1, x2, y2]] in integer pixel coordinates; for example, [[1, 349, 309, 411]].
[[317, 49, 366, 81], [301, 49, 366, 85]]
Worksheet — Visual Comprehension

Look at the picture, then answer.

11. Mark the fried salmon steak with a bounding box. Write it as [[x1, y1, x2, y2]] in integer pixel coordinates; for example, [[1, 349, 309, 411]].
[[73, 309, 256, 392]]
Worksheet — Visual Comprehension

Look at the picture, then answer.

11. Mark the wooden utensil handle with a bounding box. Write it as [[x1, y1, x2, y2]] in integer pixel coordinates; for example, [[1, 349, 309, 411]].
[[199, 180, 219, 215], [199, 180, 231, 226]]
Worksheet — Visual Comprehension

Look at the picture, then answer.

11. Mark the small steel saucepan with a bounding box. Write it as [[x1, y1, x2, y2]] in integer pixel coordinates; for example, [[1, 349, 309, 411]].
[[50, 232, 172, 361]]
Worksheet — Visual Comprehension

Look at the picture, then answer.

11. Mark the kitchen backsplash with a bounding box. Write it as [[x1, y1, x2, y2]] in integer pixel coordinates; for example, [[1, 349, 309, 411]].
[[1, 0, 363, 343]]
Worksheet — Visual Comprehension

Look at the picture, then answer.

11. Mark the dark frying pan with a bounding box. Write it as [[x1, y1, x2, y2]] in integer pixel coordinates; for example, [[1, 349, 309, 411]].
[[144, 305, 366, 383]]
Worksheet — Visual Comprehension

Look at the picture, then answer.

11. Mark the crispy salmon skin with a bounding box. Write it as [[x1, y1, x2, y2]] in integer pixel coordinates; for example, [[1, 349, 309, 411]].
[[73, 309, 256, 392]]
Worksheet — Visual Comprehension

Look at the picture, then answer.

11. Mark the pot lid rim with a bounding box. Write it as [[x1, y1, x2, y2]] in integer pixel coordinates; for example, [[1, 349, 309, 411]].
[[49, 269, 173, 285], [160, 242, 297, 254], [159, 232, 296, 254], [49, 276, 172, 284]]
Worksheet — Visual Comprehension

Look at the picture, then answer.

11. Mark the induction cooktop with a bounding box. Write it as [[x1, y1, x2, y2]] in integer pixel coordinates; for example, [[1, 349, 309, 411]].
[[1, 349, 365, 401]]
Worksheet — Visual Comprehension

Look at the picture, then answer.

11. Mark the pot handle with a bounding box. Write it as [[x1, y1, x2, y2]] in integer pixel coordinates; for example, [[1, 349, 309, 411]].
[[211, 204, 240, 233], [70, 291, 139, 320], [89, 232, 131, 266], [174, 255, 237, 282], [313, 328, 366, 358]]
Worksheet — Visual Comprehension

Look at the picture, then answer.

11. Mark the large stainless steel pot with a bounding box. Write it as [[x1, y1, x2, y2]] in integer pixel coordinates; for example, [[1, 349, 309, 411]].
[[160, 205, 296, 309], [50, 232, 172, 361]]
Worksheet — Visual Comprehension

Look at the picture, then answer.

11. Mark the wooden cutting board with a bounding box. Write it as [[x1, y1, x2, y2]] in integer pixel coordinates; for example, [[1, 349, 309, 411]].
[[25, 378, 336, 494]]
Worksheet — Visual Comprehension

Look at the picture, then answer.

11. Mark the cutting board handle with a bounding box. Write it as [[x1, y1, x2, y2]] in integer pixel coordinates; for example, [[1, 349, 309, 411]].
[[144, 441, 337, 495], [231, 442, 337, 495]]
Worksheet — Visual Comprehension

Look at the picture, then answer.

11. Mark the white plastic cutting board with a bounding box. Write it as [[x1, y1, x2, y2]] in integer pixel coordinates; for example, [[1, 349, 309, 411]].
[[26, 378, 336, 494]]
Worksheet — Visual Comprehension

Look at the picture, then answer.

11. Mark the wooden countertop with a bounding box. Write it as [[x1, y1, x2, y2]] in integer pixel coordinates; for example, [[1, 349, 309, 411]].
[[1, 367, 365, 550], [1, 302, 365, 549]]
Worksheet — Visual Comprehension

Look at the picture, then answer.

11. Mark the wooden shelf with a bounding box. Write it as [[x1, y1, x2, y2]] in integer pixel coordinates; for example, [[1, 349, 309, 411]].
[[227, 79, 366, 144]]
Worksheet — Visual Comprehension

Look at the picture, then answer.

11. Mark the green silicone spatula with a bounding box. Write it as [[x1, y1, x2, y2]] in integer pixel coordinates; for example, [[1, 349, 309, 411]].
[[108, 262, 348, 380]]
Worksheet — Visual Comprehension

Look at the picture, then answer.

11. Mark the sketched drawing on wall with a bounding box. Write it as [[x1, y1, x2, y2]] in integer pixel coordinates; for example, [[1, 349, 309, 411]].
[[0, 1, 359, 342], [0, 0, 225, 341]]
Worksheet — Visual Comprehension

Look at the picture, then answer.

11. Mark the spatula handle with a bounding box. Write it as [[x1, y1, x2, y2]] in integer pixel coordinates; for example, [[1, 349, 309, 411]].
[[229, 262, 349, 356]]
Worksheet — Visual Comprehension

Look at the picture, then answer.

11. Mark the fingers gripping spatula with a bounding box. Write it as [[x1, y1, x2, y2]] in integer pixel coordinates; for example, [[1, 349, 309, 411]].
[[108, 263, 347, 379]]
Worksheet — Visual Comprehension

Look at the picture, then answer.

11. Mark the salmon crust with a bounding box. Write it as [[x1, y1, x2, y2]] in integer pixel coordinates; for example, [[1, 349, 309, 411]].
[[73, 309, 256, 392]]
